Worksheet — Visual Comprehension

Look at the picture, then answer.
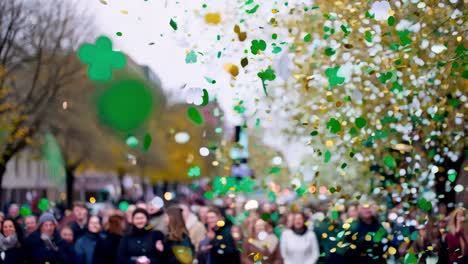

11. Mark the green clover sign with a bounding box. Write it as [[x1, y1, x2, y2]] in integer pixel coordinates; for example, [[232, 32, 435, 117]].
[[187, 166, 201, 177], [78, 36, 126, 81]]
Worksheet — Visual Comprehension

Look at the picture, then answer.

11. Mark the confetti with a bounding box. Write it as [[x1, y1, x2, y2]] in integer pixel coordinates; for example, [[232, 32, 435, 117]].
[[250, 39, 267, 55], [325, 66, 345, 89], [77, 36, 126, 81], [185, 50, 197, 63], [169, 18, 178, 30], [143, 133, 152, 151], [205, 13, 221, 24], [187, 107, 204, 125]]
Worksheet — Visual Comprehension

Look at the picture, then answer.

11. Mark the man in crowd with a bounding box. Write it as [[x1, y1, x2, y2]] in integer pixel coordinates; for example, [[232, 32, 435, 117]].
[[24, 215, 38, 237], [69, 202, 88, 242], [8, 203, 23, 225]]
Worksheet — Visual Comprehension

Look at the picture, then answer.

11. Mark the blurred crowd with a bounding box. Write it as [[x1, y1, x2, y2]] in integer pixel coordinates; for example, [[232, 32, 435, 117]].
[[0, 196, 466, 264]]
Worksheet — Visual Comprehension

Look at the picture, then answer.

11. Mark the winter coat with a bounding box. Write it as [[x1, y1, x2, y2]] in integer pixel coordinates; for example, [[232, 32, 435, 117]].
[[24, 230, 75, 264], [70, 221, 87, 243], [244, 234, 282, 264], [149, 211, 168, 236], [92, 232, 122, 264], [209, 224, 240, 264], [185, 214, 206, 252], [280, 229, 320, 264], [75, 232, 101, 264], [0, 245, 23, 264], [164, 234, 194, 264], [116, 226, 165, 264]]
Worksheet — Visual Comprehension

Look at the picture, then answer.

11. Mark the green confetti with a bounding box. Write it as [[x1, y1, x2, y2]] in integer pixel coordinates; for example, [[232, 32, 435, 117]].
[[418, 197, 432, 212], [257, 68, 276, 96], [341, 163, 347, 169], [246, 4, 260, 14], [187, 107, 204, 125], [188, 166, 201, 177], [118, 201, 129, 212], [272, 33, 278, 39], [349, 127, 358, 136], [126, 135, 139, 147], [20, 205, 32, 217], [201, 89, 209, 106], [204, 76, 216, 84], [329, 187, 336, 194], [331, 210, 338, 219], [38, 198, 49, 212], [269, 167, 281, 174], [169, 18, 178, 30], [326, 118, 342, 133], [250, 39, 267, 55], [304, 33, 311, 42], [77, 36, 127, 81], [387, 16, 395, 26], [355, 117, 367, 128], [374, 227, 386, 243], [325, 66, 345, 89], [204, 191, 214, 200], [143, 133, 152, 151], [404, 252, 418, 264], [272, 46, 282, 54], [310, 131, 318, 136], [398, 30, 412, 46], [340, 25, 350, 36], [324, 47, 336, 56], [384, 155, 397, 168], [448, 170, 457, 182], [116, 32, 123, 37], [324, 151, 331, 163], [241, 57, 248, 67], [185, 50, 197, 63], [365, 11, 375, 19], [365, 31, 372, 42], [96, 79, 154, 132]]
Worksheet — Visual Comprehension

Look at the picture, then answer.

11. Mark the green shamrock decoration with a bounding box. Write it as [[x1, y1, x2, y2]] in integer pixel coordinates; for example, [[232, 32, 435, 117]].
[[384, 155, 397, 168], [188, 166, 201, 177], [326, 118, 342, 133], [257, 68, 276, 96], [325, 66, 345, 89], [78, 36, 126, 81], [355, 117, 367, 128], [185, 50, 197, 64], [250, 39, 267, 55], [417, 198, 432, 212]]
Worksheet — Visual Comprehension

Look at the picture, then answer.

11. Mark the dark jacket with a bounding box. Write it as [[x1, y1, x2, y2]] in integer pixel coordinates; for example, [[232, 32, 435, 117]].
[[0, 246, 24, 264], [209, 224, 240, 264], [344, 217, 387, 264], [116, 226, 165, 264], [92, 232, 122, 264], [75, 232, 101, 264], [24, 230, 75, 264], [164, 234, 194, 264], [70, 221, 87, 243]]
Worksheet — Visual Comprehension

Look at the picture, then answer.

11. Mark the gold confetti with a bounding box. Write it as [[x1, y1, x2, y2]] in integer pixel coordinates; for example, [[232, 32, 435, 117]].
[[99, 0, 108, 5], [388, 247, 397, 255], [223, 63, 239, 77], [205, 13, 221, 24], [120, 10, 128, 15]]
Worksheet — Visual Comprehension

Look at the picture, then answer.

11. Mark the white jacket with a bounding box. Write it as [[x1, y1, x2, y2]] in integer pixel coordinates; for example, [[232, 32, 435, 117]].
[[280, 229, 320, 264]]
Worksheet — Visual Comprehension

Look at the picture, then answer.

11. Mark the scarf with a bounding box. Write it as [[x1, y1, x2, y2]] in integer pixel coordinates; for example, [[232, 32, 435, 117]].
[[0, 233, 18, 251], [292, 227, 307, 236], [41, 233, 59, 251]]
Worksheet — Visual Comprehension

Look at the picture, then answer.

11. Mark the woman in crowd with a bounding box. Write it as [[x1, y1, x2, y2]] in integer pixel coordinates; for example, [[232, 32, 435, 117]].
[[280, 212, 320, 264], [163, 206, 194, 264], [92, 214, 125, 264], [0, 218, 23, 264], [446, 207, 467, 263], [179, 203, 206, 254], [75, 215, 102, 264], [117, 208, 165, 264], [244, 219, 281, 264], [60, 226, 74, 245], [24, 212, 75, 264]]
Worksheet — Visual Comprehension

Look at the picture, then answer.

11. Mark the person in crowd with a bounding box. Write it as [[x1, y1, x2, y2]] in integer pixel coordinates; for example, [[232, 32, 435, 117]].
[[344, 203, 387, 264], [125, 204, 137, 233], [198, 206, 209, 227], [346, 204, 359, 222], [179, 203, 206, 253], [24, 215, 38, 237], [69, 202, 88, 242], [280, 212, 320, 264], [60, 226, 74, 245], [0, 218, 24, 264], [446, 207, 467, 263], [163, 206, 194, 264], [148, 198, 168, 235], [74, 215, 102, 264], [0, 213, 4, 226], [24, 212, 75, 264], [92, 214, 125, 264], [204, 207, 240, 264], [314, 208, 345, 264], [244, 219, 281, 264], [7, 204, 22, 225], [413, 224, 436, 263], [117, 208, 165, 264], [435, 218, 450, 264]]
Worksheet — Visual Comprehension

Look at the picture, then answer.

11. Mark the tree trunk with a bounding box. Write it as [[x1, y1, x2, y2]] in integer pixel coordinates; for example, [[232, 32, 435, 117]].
[[65, 165, 76, 209]]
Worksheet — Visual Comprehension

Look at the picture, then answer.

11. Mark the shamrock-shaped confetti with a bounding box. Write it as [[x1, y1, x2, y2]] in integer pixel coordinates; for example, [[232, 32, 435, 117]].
[[78, 36, 126, 81], [325, 66, 345, 89], [185, 50, 197, 63], [326, 118, 342, 134], [257, 68, 276, 96], [188, 166, 201, 177], [38, 198, 49, 212], [250, 39, 267, 55]]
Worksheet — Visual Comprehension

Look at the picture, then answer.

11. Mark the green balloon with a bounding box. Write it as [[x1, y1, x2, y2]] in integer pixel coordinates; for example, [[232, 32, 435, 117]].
[[96, 79, 154, 132]]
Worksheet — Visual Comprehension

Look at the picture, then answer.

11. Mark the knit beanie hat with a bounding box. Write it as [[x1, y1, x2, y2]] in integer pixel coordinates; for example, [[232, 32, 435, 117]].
[[38, 212, 57, 226]]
